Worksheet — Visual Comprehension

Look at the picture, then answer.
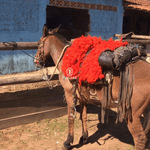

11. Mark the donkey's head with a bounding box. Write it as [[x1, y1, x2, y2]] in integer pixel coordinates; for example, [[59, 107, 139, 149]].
[[34, 24, 61, 68]]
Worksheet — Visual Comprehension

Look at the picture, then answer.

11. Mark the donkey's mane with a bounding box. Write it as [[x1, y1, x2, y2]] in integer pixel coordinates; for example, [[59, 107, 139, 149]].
[[53, 32, 68, 44], [43, 24, 68, 44]]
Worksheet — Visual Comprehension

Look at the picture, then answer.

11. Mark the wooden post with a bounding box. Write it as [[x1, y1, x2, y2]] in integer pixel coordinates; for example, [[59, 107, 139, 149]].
[[0, 42, 38, 50], [122, 39, 150, 44]]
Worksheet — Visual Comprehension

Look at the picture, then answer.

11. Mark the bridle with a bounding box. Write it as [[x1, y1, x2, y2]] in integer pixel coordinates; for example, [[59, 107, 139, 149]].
[[34, 34, 70, 80], [34, 36, 49, 67]]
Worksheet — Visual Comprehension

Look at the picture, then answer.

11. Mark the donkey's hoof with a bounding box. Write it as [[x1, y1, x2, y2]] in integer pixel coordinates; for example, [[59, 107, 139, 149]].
[[61, 145, 68, 150], [62, 142, 71, 150], [79, 136, 88, 145]]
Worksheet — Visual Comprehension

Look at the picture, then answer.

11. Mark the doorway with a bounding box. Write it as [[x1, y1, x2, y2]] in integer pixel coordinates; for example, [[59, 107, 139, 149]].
[[46, 5, 90, 41]]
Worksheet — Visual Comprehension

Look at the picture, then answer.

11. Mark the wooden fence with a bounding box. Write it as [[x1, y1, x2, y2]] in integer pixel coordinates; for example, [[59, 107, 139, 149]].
[[0, 43, 67, 129], [0, 67, 67, 129]]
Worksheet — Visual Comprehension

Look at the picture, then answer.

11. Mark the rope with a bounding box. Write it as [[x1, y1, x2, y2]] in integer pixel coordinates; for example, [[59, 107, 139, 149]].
[[49, 44, 70, 80], [2, 41, 35, 59], [3, 41, 17, 50], [41, 67, 60, 89], [20, 50, 35, 59], [136, 48, 141, 56]]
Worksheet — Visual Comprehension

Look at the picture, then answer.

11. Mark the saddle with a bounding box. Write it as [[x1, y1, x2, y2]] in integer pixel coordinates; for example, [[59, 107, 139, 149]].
[[98, 45, 147, 71], [70, 44, 148, 123], [97, 45, 147, 123]]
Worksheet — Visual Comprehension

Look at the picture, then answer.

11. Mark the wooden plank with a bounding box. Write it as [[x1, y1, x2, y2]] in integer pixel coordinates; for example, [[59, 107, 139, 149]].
[[0, 106, 67, 129], [0, 42, 38, 50], [0, 84, 66, 129], [0, 99, 66, 119], [0, 85, 63, 102], [0, 89, 65, 119], [0, 67, 59, 85]]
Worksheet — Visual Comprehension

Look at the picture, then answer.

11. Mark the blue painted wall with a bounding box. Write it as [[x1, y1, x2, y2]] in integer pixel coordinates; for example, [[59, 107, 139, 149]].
[[0, 0, 123, 74], [78, 0, 123, 39], [0, 0, 49, 74]]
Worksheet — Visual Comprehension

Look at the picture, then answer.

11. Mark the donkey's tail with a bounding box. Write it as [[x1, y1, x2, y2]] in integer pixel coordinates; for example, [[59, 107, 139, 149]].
[[144, 111, 150, 135], [143, 110, 150, 148]]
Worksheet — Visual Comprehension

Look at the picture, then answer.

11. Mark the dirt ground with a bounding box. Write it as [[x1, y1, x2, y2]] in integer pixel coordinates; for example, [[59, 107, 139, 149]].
[[0, 73, 149, 150], [0, 104, 137, 150]]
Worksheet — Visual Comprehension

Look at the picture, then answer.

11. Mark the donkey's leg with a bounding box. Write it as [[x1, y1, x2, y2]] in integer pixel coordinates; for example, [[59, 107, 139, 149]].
[[63, 90, 75, 150], [127, 96, 149, 150], [59, 74, 75, 150], [127, 116, 147, 150], [79, 100, 88, 144], [143, 105, 150, 149]]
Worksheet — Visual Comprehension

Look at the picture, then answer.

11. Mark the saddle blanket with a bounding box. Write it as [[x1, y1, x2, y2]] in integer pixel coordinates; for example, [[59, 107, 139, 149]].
[[61, 35, 128, 85]]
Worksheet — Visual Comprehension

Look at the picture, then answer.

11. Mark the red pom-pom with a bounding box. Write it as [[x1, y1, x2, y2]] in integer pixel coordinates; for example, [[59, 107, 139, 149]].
[[61, 36, 128, 85]]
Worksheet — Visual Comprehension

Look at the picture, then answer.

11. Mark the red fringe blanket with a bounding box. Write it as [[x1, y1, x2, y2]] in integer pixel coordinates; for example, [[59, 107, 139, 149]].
[[61, 35, 128, 85]]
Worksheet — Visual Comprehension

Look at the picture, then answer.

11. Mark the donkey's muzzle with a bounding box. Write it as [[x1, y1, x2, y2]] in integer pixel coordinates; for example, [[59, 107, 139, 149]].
[[34, 56, 42, 68]]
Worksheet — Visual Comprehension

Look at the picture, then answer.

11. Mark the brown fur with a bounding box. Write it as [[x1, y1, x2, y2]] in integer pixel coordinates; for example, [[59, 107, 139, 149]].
[[34, 27, 150, 150]]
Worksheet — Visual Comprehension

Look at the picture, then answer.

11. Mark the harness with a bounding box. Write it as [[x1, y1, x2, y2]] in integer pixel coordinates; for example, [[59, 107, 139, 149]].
[[50, 44, 70, 80], [36, 34, 148, 123], [70, 45, 147, 122], [99, 45, 147, 123]]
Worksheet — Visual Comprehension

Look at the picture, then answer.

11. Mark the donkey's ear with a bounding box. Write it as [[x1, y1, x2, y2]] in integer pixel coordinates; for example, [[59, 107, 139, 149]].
[[43, 24, 49, 37], [48, 24, 61, 34]]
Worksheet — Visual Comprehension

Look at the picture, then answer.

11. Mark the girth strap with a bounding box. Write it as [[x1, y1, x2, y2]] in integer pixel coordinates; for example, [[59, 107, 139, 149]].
[[101, 71, 113, 124]]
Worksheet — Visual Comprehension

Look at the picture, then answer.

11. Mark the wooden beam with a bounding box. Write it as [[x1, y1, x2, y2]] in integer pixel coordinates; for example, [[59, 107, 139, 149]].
[[122, 39, 150, 44], [115, 34, 150, 40], [0, 42, 38, 50], [0, 67, 59, 85], [0, 74, 59, 85]]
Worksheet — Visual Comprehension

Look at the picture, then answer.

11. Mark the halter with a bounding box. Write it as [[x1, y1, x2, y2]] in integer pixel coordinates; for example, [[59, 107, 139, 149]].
[[35, 36, 50, 66]]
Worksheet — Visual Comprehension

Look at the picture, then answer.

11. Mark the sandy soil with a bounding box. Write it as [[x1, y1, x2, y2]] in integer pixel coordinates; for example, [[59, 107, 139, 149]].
[[0, 72, 149, 150], [0, 104, 136, 150]]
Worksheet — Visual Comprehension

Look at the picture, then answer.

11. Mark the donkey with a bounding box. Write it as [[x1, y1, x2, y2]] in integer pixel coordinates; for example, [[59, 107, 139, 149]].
[[34, 25, 150, 150]]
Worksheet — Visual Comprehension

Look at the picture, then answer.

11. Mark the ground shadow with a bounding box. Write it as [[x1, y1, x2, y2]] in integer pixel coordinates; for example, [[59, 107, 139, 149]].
[[70, 104, 134, 149]]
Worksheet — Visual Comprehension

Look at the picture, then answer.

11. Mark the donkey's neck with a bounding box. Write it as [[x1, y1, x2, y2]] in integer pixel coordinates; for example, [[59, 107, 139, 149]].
[[48, 36, 66, 71]]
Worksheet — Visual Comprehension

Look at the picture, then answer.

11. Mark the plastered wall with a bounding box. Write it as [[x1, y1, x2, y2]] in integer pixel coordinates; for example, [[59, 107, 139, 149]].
[[0, 0, 49, 74], [63, 0, 123, 39], [0, 0, 123, 74]]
